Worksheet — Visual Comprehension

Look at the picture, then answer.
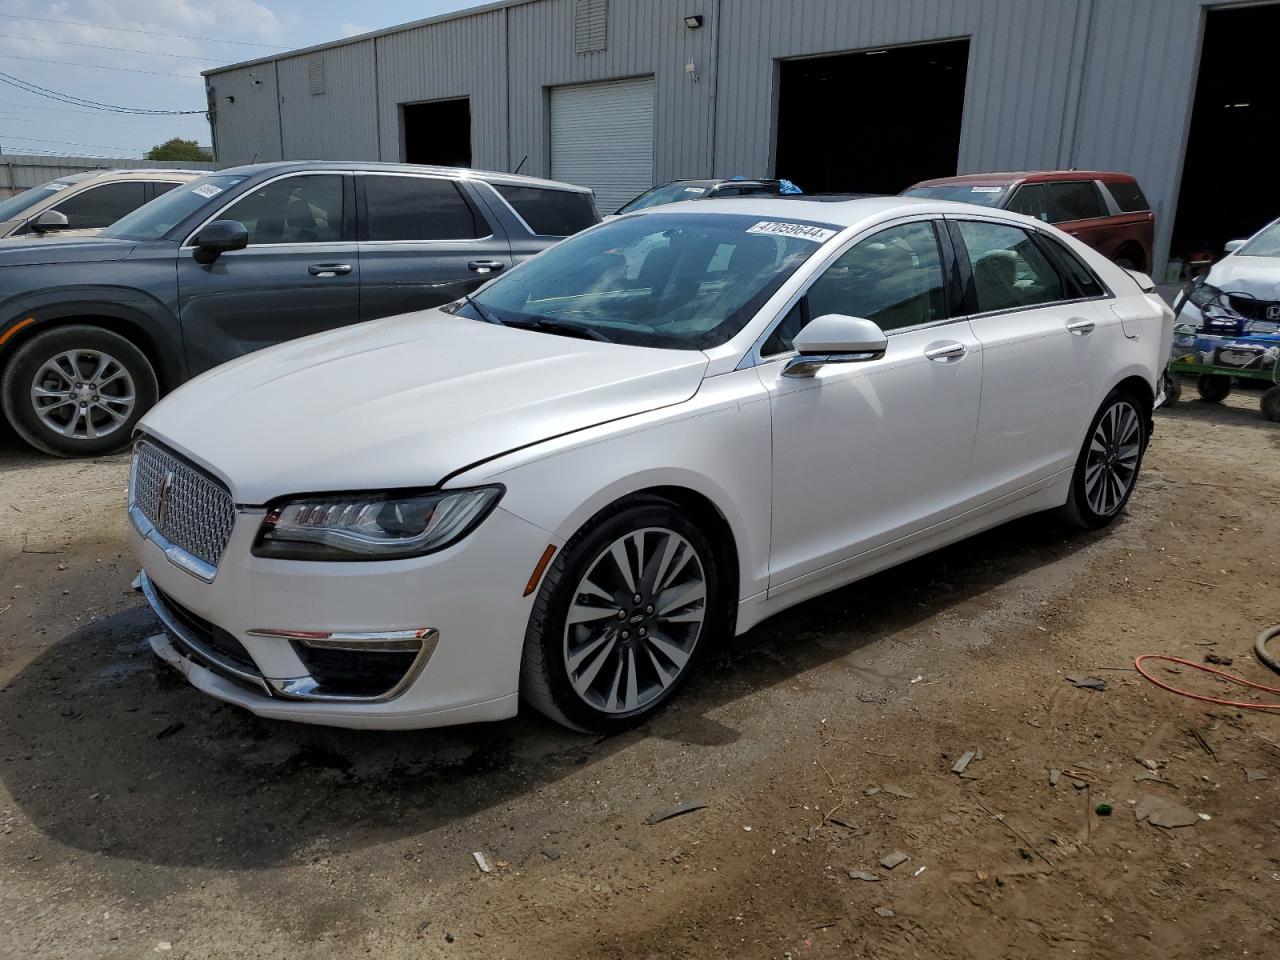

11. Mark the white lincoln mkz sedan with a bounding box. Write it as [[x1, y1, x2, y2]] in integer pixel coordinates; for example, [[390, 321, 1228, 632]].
[[129, 196, 1172, 732]]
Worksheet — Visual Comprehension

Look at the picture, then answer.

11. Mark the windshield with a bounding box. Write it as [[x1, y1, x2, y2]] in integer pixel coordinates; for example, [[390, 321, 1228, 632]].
[[0, 179, 83, 221], [1238, 219, 1280, 258], [460, 212, 836, 349], [902, 184, 1008, 207], [616, 182, 713, 215], [102, 174, 248, 241]]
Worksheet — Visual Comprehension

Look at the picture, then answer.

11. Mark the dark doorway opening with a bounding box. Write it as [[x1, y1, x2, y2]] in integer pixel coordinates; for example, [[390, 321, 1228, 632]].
[[402, 98, 472, 167], [774, 39, 969, 195], [1171, 3, 1280, 267]]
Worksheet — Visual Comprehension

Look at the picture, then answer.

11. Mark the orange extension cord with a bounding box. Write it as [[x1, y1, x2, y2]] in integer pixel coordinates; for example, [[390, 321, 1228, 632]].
[[1135, 629, 1280, 712]]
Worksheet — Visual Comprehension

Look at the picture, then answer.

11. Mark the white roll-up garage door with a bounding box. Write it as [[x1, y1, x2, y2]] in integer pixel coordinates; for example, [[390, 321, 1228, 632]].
[[550, 77, 655, 216]]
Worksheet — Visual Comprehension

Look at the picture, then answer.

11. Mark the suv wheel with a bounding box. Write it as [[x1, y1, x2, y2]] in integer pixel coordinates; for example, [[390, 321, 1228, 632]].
[[1, 325, 157, 457], [520, 495, 722, 732]]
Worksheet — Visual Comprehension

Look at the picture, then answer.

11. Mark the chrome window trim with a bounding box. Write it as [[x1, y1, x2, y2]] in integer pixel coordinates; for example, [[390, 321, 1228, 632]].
[[182, 169, 354, 248], [740, 213, 951, 368]]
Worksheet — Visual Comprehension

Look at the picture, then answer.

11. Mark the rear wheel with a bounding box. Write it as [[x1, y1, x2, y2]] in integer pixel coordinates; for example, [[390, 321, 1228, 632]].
[[521, 495, 721, 732], [1196, 374, 1232, 403], [1262, 385, 1280, 423], [1062, 389, 1148, 529], [0, 325, 157, 457]]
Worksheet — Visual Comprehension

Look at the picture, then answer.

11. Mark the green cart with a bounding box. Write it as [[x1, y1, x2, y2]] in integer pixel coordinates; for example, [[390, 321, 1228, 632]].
[[1165, 320, 1280, 422]]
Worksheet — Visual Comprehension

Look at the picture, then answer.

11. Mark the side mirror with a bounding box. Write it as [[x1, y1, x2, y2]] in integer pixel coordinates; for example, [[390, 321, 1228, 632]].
[[193, 220, 248, 264], [1223, 238, 1246, 255], [30, 209, 69, 234], [782, 314, 888, 378]]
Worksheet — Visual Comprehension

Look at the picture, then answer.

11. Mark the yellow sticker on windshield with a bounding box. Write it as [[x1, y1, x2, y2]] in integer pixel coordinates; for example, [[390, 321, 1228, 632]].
[[746, 221, 836, 243]]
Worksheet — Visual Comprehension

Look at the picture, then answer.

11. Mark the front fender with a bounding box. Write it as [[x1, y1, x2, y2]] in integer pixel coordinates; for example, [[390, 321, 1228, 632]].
[[0, 285, 185, 389], [450, 370, 774, 604]]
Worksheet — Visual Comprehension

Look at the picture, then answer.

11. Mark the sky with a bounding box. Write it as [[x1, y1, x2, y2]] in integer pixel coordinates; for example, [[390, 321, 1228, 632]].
[[0, 0, 476, 159]]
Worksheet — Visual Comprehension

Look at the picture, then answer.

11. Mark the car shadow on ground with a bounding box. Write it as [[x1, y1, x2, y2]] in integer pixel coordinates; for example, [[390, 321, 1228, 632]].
[[0, 507, 1106, 873]]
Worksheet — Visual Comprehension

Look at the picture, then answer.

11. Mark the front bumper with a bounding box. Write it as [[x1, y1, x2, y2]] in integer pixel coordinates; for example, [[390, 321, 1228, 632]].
[[131, 504, 554, 729]]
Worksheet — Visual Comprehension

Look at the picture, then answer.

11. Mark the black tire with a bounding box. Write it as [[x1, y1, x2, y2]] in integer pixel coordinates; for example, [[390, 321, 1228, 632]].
[[520, 494, 723, 733], [1061, 388, 1149, 530], [1162, 369, 1182, 405], [1196, 374, 1232, 403], [1262, 385, 1280, 423], [0, 325, 157, 457]]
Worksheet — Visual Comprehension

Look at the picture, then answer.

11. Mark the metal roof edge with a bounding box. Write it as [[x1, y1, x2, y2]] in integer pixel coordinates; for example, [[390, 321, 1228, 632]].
[[202, 0, 540, 77]]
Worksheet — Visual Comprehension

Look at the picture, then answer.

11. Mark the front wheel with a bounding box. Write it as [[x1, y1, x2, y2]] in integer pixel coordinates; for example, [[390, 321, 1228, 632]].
[[1062, 390, 1148, 529], [520, 496, 721, 732], [1, 325, 157, 457]]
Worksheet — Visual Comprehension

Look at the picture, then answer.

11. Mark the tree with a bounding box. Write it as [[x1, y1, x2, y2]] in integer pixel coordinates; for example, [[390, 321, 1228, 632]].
[[145, 138, 212, 162]]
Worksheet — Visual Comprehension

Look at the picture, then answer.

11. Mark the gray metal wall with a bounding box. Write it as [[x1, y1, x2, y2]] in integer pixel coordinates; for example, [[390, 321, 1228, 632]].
[[205, 0, 1229, 273], [276, 40, 380, 160]]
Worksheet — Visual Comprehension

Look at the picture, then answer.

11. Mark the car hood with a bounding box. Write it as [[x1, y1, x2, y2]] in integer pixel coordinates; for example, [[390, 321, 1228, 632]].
[[140, 310, 710, 503], [1206, 256, 1280, 300], [0, 235, 135, 266]]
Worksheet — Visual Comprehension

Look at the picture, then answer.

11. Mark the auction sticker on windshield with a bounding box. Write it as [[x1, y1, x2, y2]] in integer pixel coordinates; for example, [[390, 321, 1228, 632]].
[[191, 183, 224, 199], [747, 221, 837, 243]]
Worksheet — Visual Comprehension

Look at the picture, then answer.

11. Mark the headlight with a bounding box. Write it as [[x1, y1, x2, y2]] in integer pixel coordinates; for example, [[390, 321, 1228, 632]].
[[253, 486, 503, 561], [1187, 280, 1223, 310]]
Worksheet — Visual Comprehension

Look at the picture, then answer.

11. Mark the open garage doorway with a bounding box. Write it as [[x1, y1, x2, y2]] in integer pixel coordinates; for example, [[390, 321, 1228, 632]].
[[774, 39, 969, 195], [1171, 3, 1280, 269], [401, 97, 471, 167]]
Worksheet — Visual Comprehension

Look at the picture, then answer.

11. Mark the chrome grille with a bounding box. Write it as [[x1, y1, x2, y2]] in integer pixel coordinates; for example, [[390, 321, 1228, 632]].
[[130, 440, 235, 569]]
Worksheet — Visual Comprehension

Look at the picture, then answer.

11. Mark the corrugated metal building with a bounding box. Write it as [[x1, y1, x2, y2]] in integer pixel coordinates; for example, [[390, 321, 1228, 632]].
[[203, 0, 1280, 276]]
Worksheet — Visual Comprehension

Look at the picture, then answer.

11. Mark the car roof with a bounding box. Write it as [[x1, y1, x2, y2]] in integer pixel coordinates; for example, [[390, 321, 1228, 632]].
[[210, 160, 595, 194], [623, 194, 945, 227], [912, 169, 1137, 188], [79, 169, 204, 181]]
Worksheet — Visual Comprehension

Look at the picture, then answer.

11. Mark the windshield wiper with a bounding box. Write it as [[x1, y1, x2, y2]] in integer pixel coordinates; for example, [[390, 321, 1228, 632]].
[[510, 318, 612, 343], [462, 291, 499, 326]]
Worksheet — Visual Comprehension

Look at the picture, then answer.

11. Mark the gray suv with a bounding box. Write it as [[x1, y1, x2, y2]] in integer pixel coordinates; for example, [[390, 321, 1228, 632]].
[[0, 161, 598, 456]]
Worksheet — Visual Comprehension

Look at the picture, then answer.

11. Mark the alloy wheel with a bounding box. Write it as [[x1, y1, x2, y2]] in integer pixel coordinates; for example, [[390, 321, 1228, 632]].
[[562, 526, 707, 714], [1084, 400, 1141, 516], [30, 349, 136, 441]]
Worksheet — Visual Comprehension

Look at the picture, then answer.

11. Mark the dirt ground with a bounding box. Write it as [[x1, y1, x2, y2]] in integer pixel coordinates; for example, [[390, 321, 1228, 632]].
[[1, 389, 1278, 960]]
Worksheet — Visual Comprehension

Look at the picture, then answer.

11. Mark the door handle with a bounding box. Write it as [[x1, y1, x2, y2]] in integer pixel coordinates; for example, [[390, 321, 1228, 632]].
[[308, 263, 352, 277], [924, 341, 967, 362], [468, 260, 505, 274], [1066, 318, 1096, 335]]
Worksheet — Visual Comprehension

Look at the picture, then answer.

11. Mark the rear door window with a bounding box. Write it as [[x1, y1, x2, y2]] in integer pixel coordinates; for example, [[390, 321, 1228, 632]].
[[493, 184, 596, 236], [52, 181, 148, 229], [364, 175, 483, 241], [1045, 181, 1106, 223], [956, 220, 1066, 312], [1105, 180, 1150, 213]]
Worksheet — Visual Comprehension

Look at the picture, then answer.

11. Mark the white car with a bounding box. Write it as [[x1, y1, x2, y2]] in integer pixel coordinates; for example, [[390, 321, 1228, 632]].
[[1175, 217, 1280, 336], [128, 196, 1172, 732]]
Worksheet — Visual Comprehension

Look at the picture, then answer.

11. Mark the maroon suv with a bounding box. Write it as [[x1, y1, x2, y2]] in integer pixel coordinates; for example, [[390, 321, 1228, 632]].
[[903, 171, 1155, 272]]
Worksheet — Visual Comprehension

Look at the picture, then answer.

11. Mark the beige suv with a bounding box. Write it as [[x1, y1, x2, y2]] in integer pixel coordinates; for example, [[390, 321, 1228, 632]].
[[0, 169, 203, 239]]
